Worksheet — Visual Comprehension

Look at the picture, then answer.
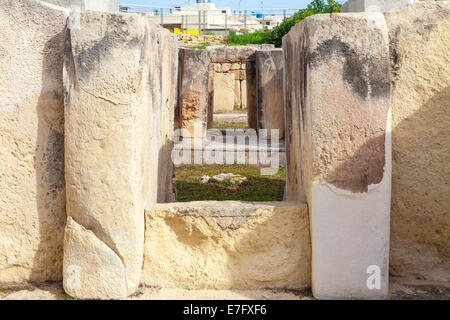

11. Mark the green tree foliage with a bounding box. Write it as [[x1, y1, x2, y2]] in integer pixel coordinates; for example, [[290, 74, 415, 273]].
[[228, 0, 342, 47]]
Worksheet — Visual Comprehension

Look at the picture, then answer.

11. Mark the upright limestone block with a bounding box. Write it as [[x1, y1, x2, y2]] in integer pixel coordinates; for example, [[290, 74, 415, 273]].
[[245, 62, 258, 130], [207, 64, 215, 129], [214, 72, 236, 112], [146, 28, 178, 204], [63, 12, 177, 299], [385, 1, 450, 282], [256, 49, 285, 139], [283, 13, 392, 299], [178, 48, 211, 137], [0, 0, 68, 286]]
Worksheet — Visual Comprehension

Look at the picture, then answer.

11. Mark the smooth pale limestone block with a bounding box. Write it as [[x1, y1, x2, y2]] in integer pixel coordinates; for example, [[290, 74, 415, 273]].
[[214, 72, 236, 112], [256, 49, 285, 139], [240, 80, 248, 109], [234, 80, 241, 108], [283, 13, 392, 299], [64, 12, 177, 299], [178, 48, 211, 137]]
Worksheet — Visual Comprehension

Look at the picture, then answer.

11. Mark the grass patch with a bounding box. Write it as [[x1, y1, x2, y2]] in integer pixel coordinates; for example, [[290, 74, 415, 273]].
[[186, 42, 211, 50], [175, 165, 286, 202], [227, 29, 272, 46], [212, 121, 248, 129], [234, 106, 248, 113]]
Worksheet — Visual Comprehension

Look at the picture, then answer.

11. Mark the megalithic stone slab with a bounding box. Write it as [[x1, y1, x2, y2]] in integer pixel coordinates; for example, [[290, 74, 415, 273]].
[[63, 12, 177, 299], [283, 13, 392, 299], [341, 0, 412, 13], [256, 49, 285, 139], [43, 0, 119, 12], [177, 48, 211, 137], [142, 201, 311, 290], [0, 0, 68, 286], [213, 72, 236, 112], [385, 1, 450, 282], [246, 62, 258, 130]]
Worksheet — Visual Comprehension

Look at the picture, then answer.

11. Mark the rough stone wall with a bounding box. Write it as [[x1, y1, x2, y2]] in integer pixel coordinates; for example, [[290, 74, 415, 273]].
[[142, 201, 311, 290], [385, 1, 450, 282], [0, 0, 68, 287], [63, 12, 178, 299]]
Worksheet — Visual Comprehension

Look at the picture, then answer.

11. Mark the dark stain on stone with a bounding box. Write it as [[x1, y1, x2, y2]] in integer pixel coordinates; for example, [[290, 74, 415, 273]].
[[308, 36, 390, 100], [63, 26, 72, 73], [73, 15, 143, 81], [389, 27, 402, 83], [325, 134, 386, 193], [46, 128, 65, 191]]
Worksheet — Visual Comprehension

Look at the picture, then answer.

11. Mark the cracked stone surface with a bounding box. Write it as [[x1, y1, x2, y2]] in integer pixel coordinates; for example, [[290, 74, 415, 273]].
[[142, 201, 311, 290], [63, 11, 178, 299]]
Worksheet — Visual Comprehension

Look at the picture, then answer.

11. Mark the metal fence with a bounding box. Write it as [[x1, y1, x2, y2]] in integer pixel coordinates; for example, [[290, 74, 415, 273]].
[[119, 3, 304, 34]]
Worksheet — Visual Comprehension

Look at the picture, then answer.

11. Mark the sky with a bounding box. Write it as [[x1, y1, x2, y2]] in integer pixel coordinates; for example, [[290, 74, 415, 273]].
[[118, 0, 318, 10]]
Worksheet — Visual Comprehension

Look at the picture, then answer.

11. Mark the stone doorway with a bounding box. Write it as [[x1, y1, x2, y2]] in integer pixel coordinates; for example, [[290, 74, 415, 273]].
[[209, 61, 249, 130]]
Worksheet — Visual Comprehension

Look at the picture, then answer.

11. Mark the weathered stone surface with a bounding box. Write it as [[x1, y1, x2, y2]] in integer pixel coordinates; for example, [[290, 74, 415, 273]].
[[0, 0, 68, 287], [63, 217, 127, 299], [231, 63, 241, 70], [142, 201, 311, 290], [385, 1, 450, 282], [221, 63, 231, 72], [81, 0, 118, 12], [256, 49, 285, 139], [214, 72, 235, 112], [207, 64, 215, 129], [247, 44, 276, 50], [209, 45, 258, 63], [245, 62, 258, 129], [234, 80, 241, 107], [43, 0, 119, 12], [178, 48, 211, 137], [63, 12, 177, 299], [283, 13, 392, 299], [341, 0, 412, 13], [234, 69, 246, 81], [240, 80, 248, 109], [155, 28, 179, 204]]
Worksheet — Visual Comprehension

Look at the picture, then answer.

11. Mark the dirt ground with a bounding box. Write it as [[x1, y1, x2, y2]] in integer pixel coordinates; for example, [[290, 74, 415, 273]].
[[1, 277, 448, 300]]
